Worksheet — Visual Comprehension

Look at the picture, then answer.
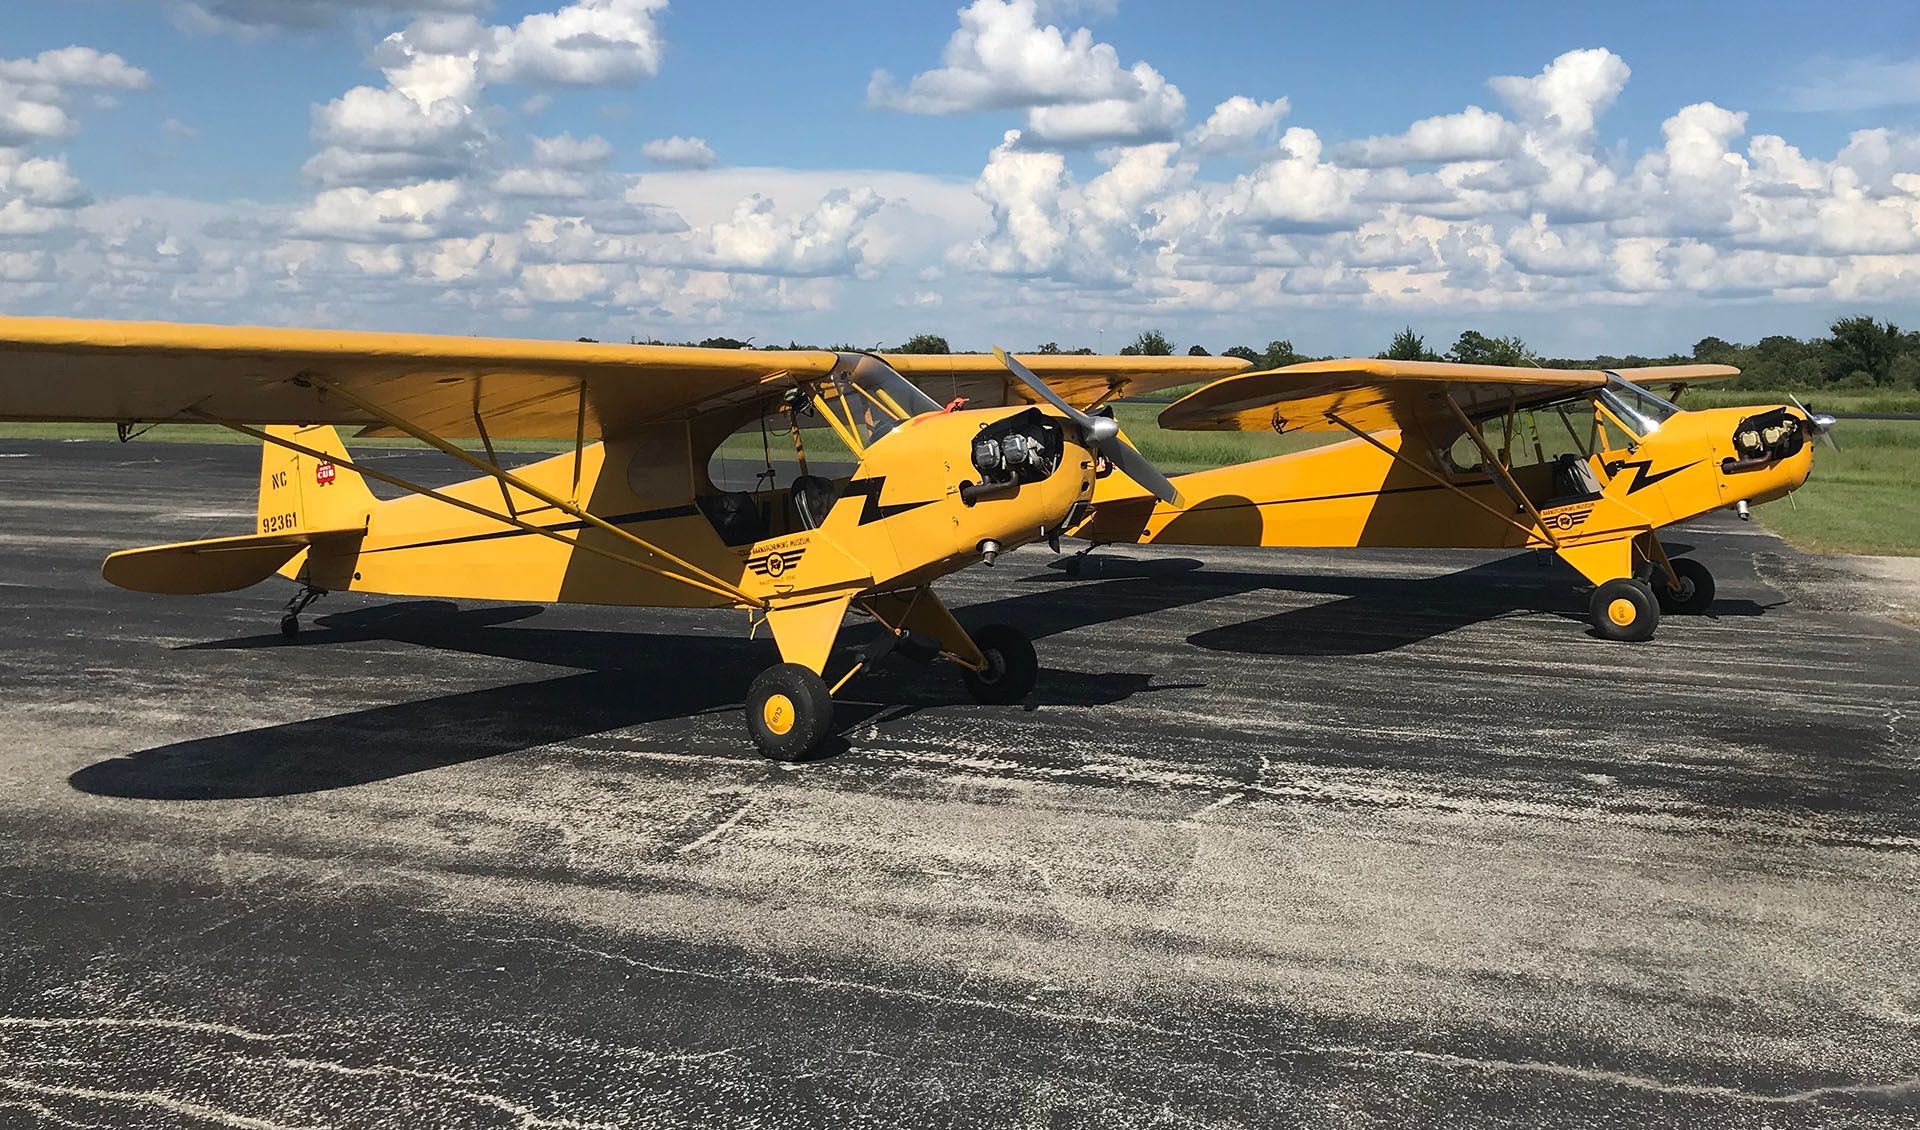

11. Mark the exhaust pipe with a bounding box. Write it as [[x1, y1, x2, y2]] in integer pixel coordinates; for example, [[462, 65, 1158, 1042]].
[[978, 539, 1002, 565], [1735, 500, 1750, 521]]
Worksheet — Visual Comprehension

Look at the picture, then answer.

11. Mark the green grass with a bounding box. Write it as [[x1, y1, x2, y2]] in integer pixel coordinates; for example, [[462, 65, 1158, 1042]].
[[1114, 403, 1336, 472], [1677, 388, 1920, 414], [1749, 420, 1920, 556]]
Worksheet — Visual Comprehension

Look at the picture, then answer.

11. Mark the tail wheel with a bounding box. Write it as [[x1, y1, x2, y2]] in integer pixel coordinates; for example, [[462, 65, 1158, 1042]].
[[746, 663, 833, 762], [962, 623, 1039, 705], [1590, 578, 1660, 643], [1654, 557, 1716, 615]]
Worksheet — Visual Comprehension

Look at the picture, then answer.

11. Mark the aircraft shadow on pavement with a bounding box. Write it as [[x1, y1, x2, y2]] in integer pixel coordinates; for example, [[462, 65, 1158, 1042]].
[[968, 551, 1774, 656], [68, 601, 1165, 800]]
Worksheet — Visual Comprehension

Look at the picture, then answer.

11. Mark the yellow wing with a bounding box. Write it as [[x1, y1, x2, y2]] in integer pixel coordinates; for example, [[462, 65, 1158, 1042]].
[[885, 353, 1248, 410], [1158, 358, 1740, 434], [0, 316, 839, 440]]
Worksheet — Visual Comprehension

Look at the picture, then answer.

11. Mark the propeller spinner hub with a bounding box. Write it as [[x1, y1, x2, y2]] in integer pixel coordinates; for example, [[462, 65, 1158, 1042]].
[[1083, 415, 1120, 445]]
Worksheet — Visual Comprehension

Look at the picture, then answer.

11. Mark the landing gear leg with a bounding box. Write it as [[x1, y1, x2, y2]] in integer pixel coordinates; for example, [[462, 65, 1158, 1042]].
[[280, 585, 324, 638], [1645, 536, 1716, 615], [751, 595, 853, 762], [1063, 542, 1105, 578], [862, 588, 1040, 706], [1559, 536, 1661, 642]]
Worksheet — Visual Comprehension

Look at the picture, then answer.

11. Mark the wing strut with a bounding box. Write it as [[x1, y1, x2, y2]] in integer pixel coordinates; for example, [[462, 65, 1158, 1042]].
[[1441, 395, 1560, 549], [312, 378, 760, 607], [194, 413, 765, 609], [1323, 410, 1556, 549]]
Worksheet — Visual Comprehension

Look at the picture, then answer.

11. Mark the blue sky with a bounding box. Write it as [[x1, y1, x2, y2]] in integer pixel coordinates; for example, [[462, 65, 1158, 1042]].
[[1, 0, 1918, 356]]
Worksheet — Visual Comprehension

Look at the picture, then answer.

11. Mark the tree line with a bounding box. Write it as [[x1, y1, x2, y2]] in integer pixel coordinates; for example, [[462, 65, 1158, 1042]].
[[593, 315, 1920, 389]]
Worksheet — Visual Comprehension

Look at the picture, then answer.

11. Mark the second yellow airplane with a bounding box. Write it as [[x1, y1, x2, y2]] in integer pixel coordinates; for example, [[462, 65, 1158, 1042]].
[[1066, 356, 1832, 642]]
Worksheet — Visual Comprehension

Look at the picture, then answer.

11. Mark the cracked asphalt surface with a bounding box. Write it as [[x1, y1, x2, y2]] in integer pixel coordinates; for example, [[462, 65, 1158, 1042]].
[[0, 439, 1916, 1128]]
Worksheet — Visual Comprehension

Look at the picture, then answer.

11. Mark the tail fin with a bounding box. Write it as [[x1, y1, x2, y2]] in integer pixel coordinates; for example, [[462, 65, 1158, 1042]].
[[258, 424, 375, 537]]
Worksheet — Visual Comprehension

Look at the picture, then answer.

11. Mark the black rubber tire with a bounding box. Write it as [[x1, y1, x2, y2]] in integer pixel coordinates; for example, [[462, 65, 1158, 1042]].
[[962, 623, 1039, 705], [279, 615, 300, 638], [745, 663, 834, 762], [1590, 578, 1660, 643], [1654, 557, 1716, 615]]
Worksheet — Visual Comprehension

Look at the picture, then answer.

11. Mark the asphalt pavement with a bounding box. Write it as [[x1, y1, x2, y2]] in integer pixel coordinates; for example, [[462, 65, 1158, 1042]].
[[0, 439, 1915, 1129]]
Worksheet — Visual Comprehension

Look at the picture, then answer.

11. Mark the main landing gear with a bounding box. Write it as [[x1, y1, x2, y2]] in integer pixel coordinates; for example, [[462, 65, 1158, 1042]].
[[1585, 555, 1716, 642], [279, 585, 324, 638], [960, 623, 1039, 706], [1589, 578, 1659, 643], [746, 664, 835, 762], [1652, 556, 1715, 614], [743, 614, 1038, 762]]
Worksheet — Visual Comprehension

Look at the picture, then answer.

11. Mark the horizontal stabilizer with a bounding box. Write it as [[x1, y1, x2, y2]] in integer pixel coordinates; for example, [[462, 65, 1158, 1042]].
[[102, 528, 364, 595]]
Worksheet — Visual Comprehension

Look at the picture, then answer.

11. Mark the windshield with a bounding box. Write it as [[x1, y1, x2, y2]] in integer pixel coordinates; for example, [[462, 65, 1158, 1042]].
[[818, 352, 942, 447], [1597, 374, 1683, 438]]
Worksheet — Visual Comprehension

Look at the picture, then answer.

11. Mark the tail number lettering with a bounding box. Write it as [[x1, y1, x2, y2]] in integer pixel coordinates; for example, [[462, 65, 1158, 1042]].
[[261, 512, 299, 533]]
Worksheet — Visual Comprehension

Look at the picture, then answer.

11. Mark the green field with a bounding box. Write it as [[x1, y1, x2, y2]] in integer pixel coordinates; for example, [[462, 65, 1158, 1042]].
[[1745, 420, 1920, 556], [1113, 403, 1337, 471], [1674, 387, 1920, 414], [4, 406, 1914, 556]]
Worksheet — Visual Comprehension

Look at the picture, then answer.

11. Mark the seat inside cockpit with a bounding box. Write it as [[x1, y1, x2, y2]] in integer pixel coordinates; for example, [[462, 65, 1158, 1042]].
[[696, 353, 940, 548], [1448, 395, 1636, 510]]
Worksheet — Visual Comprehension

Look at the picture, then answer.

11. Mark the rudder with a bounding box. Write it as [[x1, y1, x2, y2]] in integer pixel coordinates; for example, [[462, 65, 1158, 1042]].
[[258, 424, 375, 537]]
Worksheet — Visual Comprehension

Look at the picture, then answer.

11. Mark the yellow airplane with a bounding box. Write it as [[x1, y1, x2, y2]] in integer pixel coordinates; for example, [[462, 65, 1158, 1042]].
[[1062, 356, 1835, 642], [0, 316, 1243, 760]]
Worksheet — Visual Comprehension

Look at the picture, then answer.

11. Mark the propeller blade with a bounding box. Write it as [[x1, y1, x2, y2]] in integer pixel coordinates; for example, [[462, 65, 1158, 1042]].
[[992, 347, 1095, 428], [991, 346, 1182, 505], [1101, 436, 1184, 506], [1790, 393, 1840, 452]]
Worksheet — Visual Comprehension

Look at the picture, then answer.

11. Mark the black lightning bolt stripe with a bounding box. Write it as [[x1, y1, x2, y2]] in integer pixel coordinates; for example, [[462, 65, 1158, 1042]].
[[1614, 459, 1701, 494], [837, 477, 938, 524]]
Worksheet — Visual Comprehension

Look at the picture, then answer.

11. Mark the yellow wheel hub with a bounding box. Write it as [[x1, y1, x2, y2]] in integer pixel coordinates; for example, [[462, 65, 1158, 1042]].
[[1607, 598, 1638, 627], [762, 693, 796, 736]]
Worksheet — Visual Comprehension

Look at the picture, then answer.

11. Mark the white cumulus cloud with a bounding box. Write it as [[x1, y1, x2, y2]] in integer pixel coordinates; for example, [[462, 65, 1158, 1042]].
[[1186, 95, 1288, 155], [871, 0, 1186, 148], [642, 135, 716, 169], [1336, 106, 1520, 167], [290, 180, 467, 242]]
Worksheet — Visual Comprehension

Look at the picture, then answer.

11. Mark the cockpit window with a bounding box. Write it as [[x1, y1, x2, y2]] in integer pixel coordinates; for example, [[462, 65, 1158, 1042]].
[[815, 353, 942, 449], [1598, 375, 1682, 439]]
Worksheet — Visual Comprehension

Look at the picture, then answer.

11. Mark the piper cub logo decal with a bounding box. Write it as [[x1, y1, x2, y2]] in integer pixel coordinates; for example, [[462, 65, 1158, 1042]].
[[315, 461, 337, 486], [1541, 503, 1594, 533], [747, 548, 806, 578]]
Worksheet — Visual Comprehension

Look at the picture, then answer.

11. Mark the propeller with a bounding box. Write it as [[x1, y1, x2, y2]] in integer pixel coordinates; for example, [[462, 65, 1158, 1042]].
[[1789, 393, 1840, 451], [992, 347, 1183, 506]]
